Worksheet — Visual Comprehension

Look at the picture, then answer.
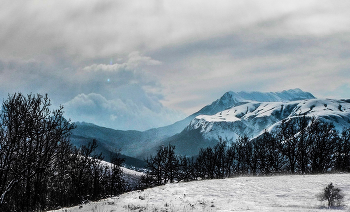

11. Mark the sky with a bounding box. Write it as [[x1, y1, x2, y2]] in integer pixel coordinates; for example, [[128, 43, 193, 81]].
[[1, 0, 350, 131]]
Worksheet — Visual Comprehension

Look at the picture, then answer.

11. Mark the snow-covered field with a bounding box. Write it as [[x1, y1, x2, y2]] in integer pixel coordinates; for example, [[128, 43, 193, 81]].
[[50, 173, 350, 212]]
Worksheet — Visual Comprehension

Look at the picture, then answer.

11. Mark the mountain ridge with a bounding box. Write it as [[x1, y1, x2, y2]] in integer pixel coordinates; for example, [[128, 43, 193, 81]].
[[159, 98, 350, 156], [188, 98, 350, 141], [194, 88, 315, 116]]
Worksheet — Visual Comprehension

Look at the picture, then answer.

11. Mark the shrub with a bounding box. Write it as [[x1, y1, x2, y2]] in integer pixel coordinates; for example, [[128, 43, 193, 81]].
[[318, 183, 344, 208]]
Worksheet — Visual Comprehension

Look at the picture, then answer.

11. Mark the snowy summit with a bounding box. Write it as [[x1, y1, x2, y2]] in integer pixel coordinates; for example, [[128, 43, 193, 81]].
[[187, 89, 350, 142]]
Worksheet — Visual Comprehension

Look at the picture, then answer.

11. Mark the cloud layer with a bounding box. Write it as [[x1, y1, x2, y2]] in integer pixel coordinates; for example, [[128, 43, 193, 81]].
[[0, 52, 184, 130], [1, 1, 350, 129], [64, 91, 184, 131]]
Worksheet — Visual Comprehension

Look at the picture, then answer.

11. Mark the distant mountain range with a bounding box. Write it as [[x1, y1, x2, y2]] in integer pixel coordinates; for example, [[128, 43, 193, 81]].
[[70, 89, 350, 167], [174, 99, 350, 155]]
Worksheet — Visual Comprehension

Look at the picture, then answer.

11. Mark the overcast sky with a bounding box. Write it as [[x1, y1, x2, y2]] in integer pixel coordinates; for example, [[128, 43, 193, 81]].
[[1, 0, 350, 130]]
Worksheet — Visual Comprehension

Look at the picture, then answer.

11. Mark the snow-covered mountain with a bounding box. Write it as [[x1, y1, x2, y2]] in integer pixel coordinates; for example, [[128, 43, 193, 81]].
[[186, 98, 350, 143], [195, 88, 315, 116]]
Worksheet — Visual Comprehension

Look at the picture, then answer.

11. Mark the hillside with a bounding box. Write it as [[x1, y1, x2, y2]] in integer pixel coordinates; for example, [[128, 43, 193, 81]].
[[49, 173, 350, 212], [70, 118, 196, 160]]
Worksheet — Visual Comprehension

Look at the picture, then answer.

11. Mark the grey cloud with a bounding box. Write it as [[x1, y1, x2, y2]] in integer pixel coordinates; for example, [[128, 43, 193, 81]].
[[74, 52, 162, 100], [1, 0, 350, 126], [0, 51, 162, 100], [4, 1, 346, 62], [0, 52, 184, 130], [0, 59, 93, 107], [150, 28, 350, 113], [64, 91, 185, 131]]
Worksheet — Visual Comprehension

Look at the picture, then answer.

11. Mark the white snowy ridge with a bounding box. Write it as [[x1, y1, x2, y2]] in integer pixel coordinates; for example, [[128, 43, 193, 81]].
[[188, 99, 350, 141], [198, 88, 315, 115]]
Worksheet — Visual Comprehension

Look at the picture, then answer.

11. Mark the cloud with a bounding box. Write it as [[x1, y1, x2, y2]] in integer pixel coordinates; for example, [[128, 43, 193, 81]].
[[151, 31, 350, 113], [73, 51, 163, 101], [64, 90, 185, 131], [0, 52, 184, 130], [0, 51, 161, 99], [1, 0, 350, 127], [3, 0, 349, 62], [82, 52, 161, 72], [0, 59, 75, 102]]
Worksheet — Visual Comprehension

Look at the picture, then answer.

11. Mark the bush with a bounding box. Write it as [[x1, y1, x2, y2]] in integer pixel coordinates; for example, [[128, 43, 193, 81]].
[[318, 183, 344, 208]]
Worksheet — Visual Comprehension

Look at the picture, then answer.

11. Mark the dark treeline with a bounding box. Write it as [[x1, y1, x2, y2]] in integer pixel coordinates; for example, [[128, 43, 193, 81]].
[[142, 116, 350, 187], [0, 94, 126, 211]]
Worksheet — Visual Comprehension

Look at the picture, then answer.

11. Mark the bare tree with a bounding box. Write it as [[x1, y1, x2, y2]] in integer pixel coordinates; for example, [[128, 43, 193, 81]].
[[334, 128, 350, 172], [0, 93, 75, 211], [275, 119, 299, 173], [308, 119, 338, 173]]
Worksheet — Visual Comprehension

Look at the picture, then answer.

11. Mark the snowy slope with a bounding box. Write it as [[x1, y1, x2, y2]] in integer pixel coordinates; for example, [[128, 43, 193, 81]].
[[49, 173, 350, 212], [97, 160, 144, 189], [187, 99, 350, 141], [121, 167, 144, 189], [196, 88, 315, 116]]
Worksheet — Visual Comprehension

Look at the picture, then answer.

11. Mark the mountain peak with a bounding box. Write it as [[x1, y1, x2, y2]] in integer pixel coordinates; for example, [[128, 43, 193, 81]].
[[233, 88, 315, 102], [196, 88, 315, 116]]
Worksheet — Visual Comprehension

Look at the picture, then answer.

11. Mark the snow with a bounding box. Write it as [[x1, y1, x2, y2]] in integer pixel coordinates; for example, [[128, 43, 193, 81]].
[[49, 173, 350, 212], [188, 99, 350, 141], [96, 160, 144, 189], [224, 89, 315, 104], [121, 167, 144, 188], [196, 99, 350, 123], [197, 88, 314, 116]]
